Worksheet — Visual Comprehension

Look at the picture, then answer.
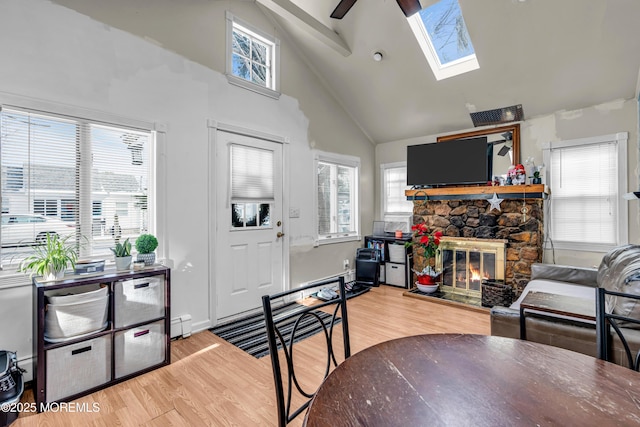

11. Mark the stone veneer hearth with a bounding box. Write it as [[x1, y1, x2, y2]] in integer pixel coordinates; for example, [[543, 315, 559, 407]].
[[408, 187, 546, 296]]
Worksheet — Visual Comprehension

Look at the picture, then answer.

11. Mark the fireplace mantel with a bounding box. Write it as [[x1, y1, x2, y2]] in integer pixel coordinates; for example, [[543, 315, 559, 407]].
[[406, 184, 548, 201]]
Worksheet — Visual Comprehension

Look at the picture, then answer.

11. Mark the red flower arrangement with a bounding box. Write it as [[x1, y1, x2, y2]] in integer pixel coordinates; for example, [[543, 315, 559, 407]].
[[405, 223, 443, 260], [406, 224, 443, 286]]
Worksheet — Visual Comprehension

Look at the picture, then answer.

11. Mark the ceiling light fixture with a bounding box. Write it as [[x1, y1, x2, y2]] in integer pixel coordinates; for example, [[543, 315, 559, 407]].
[[373, 52, 383, 62]]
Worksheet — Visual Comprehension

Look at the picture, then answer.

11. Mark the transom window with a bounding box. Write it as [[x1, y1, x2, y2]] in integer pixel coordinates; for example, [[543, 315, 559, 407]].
[[314, 151, 360, 244], [233, 26, 271, 87], [226, 12, 280, 99], [407, 0, 479, 80]]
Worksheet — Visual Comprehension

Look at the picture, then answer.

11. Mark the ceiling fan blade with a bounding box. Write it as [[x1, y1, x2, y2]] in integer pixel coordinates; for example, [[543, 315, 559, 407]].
[[497, 145, 512, 156], [396, 0, 422, 17], [331, 0, 358, 19]]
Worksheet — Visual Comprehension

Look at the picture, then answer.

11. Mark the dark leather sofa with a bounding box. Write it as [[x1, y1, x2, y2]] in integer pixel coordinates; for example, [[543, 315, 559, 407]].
[[490, 245, 640, 367]]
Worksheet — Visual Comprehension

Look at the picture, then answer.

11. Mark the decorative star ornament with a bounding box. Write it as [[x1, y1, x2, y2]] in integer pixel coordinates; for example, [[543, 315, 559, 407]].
[[488, 193, 504, 212]]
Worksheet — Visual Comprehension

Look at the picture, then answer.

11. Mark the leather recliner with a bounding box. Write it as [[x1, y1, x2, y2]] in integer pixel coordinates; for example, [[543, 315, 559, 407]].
[[490, 245, 640, 368]]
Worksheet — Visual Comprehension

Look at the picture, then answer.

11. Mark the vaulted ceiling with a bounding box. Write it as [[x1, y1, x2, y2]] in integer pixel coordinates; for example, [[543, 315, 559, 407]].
[[52, 0, 640, 145], [259, 0, 640, 143]]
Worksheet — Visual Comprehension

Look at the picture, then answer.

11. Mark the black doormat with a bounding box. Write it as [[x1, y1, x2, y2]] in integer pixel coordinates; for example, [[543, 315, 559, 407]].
[[210, 283, 369, 358]]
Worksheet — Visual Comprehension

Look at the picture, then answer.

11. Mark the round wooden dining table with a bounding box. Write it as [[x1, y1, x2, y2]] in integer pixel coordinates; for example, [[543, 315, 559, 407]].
[[303, 334, 640, 426]]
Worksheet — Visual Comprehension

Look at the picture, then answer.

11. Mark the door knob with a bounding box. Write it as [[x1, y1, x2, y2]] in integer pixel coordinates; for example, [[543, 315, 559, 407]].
[[277, 232, 285, 238]]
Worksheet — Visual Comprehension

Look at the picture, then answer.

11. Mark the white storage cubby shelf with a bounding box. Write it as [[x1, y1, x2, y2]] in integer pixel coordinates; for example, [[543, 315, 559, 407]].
[[32, 265, 171, 410]]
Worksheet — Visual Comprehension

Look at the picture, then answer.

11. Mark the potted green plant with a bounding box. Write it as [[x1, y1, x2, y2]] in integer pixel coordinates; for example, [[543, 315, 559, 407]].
[[111, 238, 132, 271], [531, 170, 542, 184], [20, 233, 78, 281], [135, 234, 158, 266]]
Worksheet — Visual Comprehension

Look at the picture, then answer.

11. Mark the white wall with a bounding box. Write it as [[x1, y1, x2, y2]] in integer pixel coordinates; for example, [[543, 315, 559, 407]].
[[376, 98, 639, 269], [0, 0, 374, 371], [44, 0, 376, 284]]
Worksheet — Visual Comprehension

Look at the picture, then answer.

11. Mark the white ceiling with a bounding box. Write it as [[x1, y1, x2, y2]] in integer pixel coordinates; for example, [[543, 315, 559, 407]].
[[260, 0, 640, 143]]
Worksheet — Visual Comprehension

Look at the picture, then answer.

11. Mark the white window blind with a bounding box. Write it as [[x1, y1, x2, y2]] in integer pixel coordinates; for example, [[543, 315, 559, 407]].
[[315, 151, 360, 243], [545, 132, 627, 250], [230, 144, 274, 200], [230, 144, 273, 229], [382, 163, 412, 214], [0, 107, 153, 268]]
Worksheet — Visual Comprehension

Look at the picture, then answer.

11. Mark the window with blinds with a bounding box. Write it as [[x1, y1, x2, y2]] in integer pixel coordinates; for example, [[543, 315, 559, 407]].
[[382, 163, 412, 215], [230, 144, 273, 228], [544, 132, 628, 251], [0, 107, 154, 268], [381, 162, 412, 233], [314, 151, 360, 244]]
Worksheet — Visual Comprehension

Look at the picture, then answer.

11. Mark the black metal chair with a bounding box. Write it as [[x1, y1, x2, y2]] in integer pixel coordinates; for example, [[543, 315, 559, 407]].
[[262, 277, 351, 426], [595, 287, 640, 370]]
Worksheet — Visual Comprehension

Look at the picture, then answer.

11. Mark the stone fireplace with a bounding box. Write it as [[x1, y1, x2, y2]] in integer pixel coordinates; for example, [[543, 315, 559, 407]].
[[407, 185, 546, 298]]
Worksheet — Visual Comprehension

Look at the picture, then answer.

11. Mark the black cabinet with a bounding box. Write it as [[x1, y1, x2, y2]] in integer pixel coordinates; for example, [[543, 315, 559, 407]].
[[32, 265, 170, 410], [364, 235, 412, 288]]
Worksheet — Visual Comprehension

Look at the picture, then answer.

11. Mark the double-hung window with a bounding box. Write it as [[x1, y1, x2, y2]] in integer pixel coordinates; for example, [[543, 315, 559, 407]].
[[314, 151, 360, 244], [226, 12, 280, 99], [543, 132, 628, 252], [0, 106, 155, 269], [381, 162, 413, 232]]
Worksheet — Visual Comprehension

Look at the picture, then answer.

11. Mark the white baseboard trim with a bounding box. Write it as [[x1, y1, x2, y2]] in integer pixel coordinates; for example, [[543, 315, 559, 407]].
[[191, 319, 213, 335], [171, 314, 194, 339]]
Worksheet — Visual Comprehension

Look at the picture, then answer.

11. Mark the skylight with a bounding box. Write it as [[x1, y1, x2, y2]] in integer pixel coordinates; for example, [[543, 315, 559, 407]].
[[407, 0, 479, 80]]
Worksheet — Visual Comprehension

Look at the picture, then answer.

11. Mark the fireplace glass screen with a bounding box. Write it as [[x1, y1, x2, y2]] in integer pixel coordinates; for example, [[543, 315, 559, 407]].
[[438, 238, 506, 298]]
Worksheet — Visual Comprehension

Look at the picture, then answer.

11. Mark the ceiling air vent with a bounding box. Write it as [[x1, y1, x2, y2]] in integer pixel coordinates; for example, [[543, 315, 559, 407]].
[[470, 104, 523, 127]]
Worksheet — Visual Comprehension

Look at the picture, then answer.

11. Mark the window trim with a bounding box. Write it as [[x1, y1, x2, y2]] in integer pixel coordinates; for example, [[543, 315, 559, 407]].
[[0, 93, 164, 272], [542, 132, 628, 252], [225, 11, 281, 99], [313, 150, 360, 246]]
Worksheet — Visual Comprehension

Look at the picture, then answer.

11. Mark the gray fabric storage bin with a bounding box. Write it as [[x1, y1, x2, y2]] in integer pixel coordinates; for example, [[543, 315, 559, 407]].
[[114, 320, 165, 379], [114, 275, 165, 328], [44, 286, 109, 341], [388, 244, 405, 263], [46, 284, 107, 304], [46, 335, 111, 402], [385, 262, 405, 287]]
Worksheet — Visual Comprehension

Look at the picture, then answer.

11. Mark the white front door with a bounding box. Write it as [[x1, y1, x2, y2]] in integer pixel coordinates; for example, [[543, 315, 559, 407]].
[[215, 130, 284, 319]]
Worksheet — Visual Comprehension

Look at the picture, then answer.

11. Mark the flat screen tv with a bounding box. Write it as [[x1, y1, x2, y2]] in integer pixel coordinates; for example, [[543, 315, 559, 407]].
[[406, 137, 491, 187]]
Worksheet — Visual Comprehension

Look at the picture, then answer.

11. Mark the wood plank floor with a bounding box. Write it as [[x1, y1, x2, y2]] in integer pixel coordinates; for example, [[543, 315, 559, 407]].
[[14, 286, 490, 427]]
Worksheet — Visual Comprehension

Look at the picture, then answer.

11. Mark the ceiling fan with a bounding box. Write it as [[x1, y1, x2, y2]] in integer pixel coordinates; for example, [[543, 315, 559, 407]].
[[490, 132, 513, 157], [331, 0, 422, 19]]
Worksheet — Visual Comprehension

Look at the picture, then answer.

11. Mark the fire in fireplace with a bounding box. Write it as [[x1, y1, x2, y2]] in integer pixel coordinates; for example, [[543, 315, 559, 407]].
[[437, 237, 507, 298]]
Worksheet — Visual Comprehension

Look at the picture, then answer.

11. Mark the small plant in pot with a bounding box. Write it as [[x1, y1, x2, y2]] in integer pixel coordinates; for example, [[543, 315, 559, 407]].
[[111, 238, 132, 271], [135, 234, 158, 266], [20, 233, 78, 281], [531, 170, 542, 184]]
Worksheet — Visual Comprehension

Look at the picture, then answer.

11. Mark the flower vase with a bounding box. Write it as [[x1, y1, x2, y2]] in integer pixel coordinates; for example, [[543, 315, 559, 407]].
[[417, 275, 436, 285]]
